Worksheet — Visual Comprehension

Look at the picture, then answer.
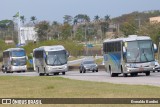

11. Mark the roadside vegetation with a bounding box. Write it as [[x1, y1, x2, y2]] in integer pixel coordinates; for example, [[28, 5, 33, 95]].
[[0, 76, 160, 107], [0, 76, 160, 98]]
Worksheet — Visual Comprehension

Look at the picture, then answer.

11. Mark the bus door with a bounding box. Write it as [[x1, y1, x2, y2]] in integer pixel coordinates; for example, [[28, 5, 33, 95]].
[[34, 50, 46, 73]]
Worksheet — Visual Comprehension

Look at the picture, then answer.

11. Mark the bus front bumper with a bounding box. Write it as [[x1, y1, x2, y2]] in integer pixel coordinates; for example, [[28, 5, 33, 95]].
[[11, 65, 27, 72], [46, 65, 68, 73], [126, 67, 155, 73]]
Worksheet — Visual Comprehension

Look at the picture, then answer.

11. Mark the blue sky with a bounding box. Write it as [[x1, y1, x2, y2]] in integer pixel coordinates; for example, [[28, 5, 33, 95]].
[[0, 0, 160, 23]]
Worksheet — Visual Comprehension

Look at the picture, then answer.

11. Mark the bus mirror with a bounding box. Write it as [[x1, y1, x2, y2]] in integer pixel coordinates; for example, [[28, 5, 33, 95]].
[[123, 46, 126, 54], [26, 56, 28, 60], [154, 44, 158, 53], [66, 51, 69, 57]]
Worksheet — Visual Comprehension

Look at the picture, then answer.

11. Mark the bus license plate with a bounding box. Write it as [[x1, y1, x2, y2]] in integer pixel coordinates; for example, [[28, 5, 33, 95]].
[[139, 68, 144, 71]]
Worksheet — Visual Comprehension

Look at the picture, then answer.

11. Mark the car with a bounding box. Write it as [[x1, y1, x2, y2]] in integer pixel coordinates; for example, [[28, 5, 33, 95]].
[[79, 59, 98, 73], [154, 60, 160, 72]]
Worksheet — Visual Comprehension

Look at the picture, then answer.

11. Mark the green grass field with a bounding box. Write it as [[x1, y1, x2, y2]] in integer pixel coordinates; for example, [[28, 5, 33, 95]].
[[0, 76, 160, 107]]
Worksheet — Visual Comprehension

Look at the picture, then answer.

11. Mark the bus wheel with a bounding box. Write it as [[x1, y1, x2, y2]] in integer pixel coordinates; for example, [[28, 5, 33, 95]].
[[83, 69, 86, 73], [146, 72, 150, 76], [123, 73, 128, 77], [92, 70, 95, 72], [39, 73, 44, 76], [110, 72, 114, 77], [80, 70, 82, 73], [131, 73, 137, 77], [62, 72, 65, 75], [109, 66, 116, 77]]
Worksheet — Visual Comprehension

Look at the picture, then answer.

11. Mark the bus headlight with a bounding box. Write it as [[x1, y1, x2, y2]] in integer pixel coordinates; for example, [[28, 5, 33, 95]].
[[47, 66, 52, 70], [63, 65, 67, 69]]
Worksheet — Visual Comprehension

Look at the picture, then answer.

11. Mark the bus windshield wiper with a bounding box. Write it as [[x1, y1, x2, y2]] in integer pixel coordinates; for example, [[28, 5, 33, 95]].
[[142, 49, 148, 62], [52, 55, 63, 65], [57, 56, 63, 65], [134, 52, 140, 63]]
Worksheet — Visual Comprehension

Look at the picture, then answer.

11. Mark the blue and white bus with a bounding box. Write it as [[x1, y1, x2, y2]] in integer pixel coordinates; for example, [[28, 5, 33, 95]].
[[103, 35, 157, 77], [2, 48, 27, 73], [33, 45, 69, 76]]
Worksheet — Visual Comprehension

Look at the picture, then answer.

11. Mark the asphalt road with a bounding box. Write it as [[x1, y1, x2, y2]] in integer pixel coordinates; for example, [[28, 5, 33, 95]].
[[1, 70, 160, 87]]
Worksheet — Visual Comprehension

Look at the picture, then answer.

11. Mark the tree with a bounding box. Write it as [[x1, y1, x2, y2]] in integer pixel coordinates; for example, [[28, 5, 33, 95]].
[[30, 16, 37, 24], [73, 19, 78, 25], [60, 23, 72, 40], [35, 21, 50, 41], [63, 15, 73, 24], [120, 22, 137, 36], [75, 27, 84, 41], [104, 15, 110, 22], [20, 16, 26, 26], [74, 14, 90, 23], [0, 20, 15, 41], [47, 21, 61, 40], [94, 15, 100, 22], [137, 22, 160, 44]]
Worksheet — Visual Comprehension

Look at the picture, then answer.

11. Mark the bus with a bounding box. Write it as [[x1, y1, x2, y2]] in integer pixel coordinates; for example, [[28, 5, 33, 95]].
[[103, 35, 157, 77], [2, 48, 27, 73], [33, 45, 69, 76]]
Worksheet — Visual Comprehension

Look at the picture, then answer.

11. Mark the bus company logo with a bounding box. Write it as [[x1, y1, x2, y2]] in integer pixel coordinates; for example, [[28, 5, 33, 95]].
[[2, 99, 11, 104]]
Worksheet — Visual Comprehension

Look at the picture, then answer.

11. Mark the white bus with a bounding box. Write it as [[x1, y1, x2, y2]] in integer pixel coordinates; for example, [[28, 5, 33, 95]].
[[2, 48, 27, 73], [33, 45, 69, 76], [103, 35, 157, 77]]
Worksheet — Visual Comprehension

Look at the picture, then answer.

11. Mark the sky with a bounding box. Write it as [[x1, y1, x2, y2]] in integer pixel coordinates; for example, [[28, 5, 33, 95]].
[[0, 0, 160, 23]]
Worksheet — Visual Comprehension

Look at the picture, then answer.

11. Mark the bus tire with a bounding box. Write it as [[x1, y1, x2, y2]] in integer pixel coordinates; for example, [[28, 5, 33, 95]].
[[62, 72, 65, 75], [109, 66, 114, 77], [39, 73, 44, 76], [83, 69, 86, 73], [131, 73, 137, 77], [96, 70, 98, 72], [92, 70, 95, 72], [123, 73, 128, 77], [146, 71, 150, 76], [80, 70, 82, 73]]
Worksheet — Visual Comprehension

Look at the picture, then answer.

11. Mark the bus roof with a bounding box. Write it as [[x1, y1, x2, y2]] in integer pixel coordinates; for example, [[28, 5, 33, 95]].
[[3, 48, 25, 52], [103, 35, 151, 43], [33, 45, 65, 52]]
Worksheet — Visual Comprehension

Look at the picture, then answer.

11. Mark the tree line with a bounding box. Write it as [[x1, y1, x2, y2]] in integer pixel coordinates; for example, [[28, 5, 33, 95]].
[[0, 10, 160, 44]]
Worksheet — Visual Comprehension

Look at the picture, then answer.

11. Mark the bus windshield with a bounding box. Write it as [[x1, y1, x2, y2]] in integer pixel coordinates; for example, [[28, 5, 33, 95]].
[[126, 40, 154, 63], [46, 50, 67, 66], [11, 50, 26, 57], [11, 57, 27, 66]]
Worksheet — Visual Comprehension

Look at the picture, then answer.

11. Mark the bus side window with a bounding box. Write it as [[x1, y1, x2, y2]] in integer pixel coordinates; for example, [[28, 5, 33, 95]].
[[117, 42, 121, 51], [34, 51, 43, 58], [3, 51, 9, 58]]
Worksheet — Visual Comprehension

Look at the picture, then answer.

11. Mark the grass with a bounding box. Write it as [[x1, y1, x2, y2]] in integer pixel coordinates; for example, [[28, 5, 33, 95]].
[[0, 76, 160, 107]]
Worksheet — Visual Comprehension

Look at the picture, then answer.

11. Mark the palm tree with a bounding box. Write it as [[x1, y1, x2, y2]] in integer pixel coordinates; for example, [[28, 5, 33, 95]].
[[20, 16, 25, 26], [74, 14, 90, 23], [52, 21, 58, 26], [30, 16, 37, 24], [94, 15, 100, 22], [84, 15, 90, 22], [104, 15, 110, 22], [73, 19, 78, 25]]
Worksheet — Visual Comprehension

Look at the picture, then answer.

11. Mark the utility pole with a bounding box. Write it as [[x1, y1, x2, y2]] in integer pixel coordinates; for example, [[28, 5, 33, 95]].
[[135, 18, 141, 29]]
